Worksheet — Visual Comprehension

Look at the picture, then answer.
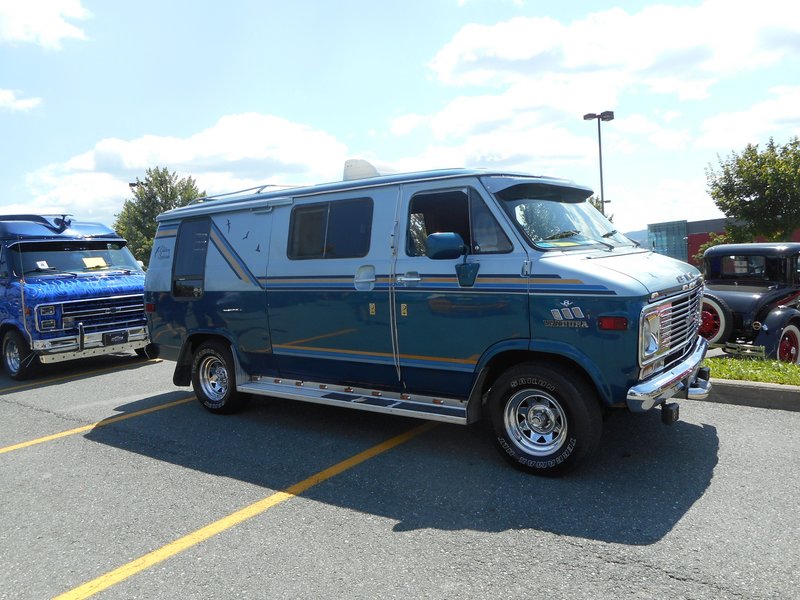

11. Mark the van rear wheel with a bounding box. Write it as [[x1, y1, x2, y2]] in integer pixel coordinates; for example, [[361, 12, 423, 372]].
[[191, 341, 248, 414], [488, 363, 602, 476], [2, 330, 39, 380]]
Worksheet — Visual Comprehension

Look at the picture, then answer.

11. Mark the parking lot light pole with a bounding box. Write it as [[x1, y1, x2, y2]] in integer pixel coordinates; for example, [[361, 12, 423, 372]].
[[583, 110, 615, 215]]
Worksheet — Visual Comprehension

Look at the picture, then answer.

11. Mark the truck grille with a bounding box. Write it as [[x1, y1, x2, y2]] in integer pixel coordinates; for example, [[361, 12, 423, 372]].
[[39, 294, 146, 333], [655, 284, 703, 367]]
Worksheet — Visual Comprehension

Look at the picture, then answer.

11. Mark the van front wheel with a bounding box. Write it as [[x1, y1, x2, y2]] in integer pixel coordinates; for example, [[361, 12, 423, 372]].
[[191, 341, 247, 414], [488, 363, 602, 476], [2, 330, 39, 380]]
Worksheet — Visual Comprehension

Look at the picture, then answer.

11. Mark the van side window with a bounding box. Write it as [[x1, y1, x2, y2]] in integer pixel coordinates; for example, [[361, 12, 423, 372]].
[[407, 189, 511, 257], [173, 218, 210, 298], [470, 191, 512, 254], [288, 198, 373, 259]]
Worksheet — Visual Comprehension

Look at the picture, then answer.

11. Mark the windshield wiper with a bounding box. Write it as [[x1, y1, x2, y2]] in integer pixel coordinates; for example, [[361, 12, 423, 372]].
[[601, 229, 618, 238], [23, 268, 77, 277], [544, 229, 580, 240]]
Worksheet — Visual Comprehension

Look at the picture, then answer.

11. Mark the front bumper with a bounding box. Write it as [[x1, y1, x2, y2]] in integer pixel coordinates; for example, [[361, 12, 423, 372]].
[[31, 326, 149, 364], [627, 336, 711, 412]]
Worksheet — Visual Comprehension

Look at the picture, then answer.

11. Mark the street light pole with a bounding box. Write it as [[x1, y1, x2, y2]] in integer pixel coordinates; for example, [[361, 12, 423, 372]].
[[583, 110, 615, 216]]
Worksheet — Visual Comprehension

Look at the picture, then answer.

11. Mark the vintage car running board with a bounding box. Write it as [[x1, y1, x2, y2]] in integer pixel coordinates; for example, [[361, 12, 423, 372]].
[[238, 377, 468, 424]]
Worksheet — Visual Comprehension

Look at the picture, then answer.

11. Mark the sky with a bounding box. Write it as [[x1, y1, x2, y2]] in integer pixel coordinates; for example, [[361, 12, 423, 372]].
[[1, 0, 799, 235]]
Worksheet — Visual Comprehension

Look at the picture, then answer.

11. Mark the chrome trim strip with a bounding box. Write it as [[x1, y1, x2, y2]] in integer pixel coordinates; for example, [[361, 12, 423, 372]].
[[238, 377, 467, 425]]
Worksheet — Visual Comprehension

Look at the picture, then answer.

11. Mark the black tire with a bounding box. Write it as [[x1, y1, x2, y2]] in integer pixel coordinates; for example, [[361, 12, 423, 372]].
[[488, 362, 602, 476], [2, 329, 40, 380], [700, 295, 733, 344], [191, 341, 248, 414]]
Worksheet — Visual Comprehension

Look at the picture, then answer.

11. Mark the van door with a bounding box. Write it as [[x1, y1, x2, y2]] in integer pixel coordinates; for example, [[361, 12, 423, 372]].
[[392, 181, 530, 398], [266, 188, 398, 389]]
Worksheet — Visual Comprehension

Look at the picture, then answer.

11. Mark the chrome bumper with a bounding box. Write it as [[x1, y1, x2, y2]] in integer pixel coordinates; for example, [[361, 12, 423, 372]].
[[627, 336, 711, 412], [31, 326, 149, 364]]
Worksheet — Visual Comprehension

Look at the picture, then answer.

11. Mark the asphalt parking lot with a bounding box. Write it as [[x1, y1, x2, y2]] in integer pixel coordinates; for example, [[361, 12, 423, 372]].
[[1, 354, 798, 599]]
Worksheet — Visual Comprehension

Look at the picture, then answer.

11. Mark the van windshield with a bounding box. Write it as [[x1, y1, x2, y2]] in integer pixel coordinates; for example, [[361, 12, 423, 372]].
[[491, 182, 634, 250], [8, 241, 142, 277]]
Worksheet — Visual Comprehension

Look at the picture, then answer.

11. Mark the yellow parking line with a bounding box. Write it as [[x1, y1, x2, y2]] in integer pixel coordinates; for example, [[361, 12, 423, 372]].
[[55, 420, 438, 600], [0, 359, 163, 395], [0, 395, 194, 455]]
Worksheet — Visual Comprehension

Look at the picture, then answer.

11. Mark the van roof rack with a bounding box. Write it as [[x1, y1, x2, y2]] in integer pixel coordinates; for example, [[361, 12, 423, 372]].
[[187, 184, 297, 206]]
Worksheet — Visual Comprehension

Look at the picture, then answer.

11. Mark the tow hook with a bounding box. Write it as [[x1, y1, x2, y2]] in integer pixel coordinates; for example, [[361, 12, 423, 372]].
[[661, 402, 680, 426]]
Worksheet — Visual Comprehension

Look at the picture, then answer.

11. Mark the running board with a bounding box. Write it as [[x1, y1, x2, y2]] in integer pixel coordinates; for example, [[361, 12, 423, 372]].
[[237, 377, 468, 424]]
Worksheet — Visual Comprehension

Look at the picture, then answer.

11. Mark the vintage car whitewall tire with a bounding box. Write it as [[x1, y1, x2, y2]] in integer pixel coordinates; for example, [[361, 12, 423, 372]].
[[776, 324, 800, 364], [488, 362, 602, 476], [700, 295, 733, 345]]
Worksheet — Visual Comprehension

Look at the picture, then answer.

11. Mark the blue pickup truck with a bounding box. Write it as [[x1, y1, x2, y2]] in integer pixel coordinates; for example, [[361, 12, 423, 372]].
[[0, 214, 150, 379]]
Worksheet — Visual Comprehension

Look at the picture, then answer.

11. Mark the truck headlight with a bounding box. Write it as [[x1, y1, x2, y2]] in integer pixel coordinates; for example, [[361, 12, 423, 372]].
[[641, 310, 661, 360]]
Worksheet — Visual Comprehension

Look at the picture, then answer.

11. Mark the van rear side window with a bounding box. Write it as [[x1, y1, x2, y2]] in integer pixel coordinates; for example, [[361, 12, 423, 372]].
[[288, 198, 373, 259], [173, 218, 210, 298]]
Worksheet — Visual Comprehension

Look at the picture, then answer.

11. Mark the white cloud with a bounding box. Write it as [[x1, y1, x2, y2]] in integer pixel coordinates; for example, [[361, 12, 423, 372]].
[[0, 0, 90, 49], [23, 113, 350, 225], [430, 0, 800, 99], [697, 86, 800, 149], [607, 176, 724, 233], [0, 88, 41, 111], [390, 113, 428, 136]]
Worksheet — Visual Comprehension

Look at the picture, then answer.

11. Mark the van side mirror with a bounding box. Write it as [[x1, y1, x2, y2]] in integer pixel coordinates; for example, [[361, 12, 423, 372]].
[[426, 233, 466, 260]]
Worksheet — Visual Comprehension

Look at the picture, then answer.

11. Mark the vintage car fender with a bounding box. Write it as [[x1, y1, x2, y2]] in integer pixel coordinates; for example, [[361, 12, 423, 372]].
[[754, 306, 800, 356]]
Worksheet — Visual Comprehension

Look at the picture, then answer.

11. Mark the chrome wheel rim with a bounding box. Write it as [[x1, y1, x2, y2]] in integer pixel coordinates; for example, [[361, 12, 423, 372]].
[[198, 354, 229, 402], [503, 389, 568, 456], [4, 339, 20, 375]]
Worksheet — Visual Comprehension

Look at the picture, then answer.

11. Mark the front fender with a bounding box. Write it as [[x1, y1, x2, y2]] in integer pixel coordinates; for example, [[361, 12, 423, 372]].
[[754, 307, 800, 357], [468, 338, 613, 409]]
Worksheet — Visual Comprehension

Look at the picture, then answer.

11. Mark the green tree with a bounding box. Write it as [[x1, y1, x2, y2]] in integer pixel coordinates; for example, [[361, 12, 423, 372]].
[[588, 194, 613, 222], [706, 136, 800, 241], [114, 167, 204, 264]]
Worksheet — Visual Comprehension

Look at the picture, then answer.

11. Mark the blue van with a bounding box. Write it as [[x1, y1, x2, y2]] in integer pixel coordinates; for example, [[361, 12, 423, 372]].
[[145, 163, 711, 475], [0, 214, 150, 379]]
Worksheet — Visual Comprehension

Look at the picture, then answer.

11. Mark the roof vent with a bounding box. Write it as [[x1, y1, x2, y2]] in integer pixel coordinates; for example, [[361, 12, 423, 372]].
[[343, 159, 379, 181]]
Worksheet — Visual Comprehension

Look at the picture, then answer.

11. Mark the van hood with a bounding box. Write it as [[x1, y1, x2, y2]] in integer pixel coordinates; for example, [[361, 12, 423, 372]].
[[541, 248, 701, 297], [587, 249, 700, 294], [21, 272, 145, 304]]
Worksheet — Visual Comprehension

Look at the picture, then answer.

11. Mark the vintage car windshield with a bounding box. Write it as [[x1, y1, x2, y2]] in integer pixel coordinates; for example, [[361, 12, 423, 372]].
[[491, 182, 633, 250], [704, 254, 786, 283], [8, 241, 142, 277]]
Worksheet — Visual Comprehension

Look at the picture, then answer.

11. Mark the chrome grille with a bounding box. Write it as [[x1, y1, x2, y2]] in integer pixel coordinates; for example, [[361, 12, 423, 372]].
[[657, 284, 703, 356], [640, 283, 704, 374], [41, 294, 146, 333]]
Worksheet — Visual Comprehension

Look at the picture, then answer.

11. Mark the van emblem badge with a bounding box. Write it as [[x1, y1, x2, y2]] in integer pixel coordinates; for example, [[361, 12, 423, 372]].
[[543, 301, 588, 328]]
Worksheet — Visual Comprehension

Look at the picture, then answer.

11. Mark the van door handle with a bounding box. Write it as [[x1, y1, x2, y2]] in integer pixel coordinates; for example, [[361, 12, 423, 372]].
[[354, 265, 376, 291], [397, 273, 422, 285]]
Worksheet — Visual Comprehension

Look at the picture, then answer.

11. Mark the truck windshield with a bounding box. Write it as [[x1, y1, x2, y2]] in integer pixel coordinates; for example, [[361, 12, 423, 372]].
[[9, 241, 142, 277], [492, 182, 634, 250]]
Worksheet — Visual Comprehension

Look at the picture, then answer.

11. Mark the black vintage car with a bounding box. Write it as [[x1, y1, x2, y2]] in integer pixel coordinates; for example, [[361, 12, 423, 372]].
[[700, 243, 800, 363]]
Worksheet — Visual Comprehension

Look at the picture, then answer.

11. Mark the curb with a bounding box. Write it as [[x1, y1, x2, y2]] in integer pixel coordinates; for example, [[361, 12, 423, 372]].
[[703, 378, 800, 412]]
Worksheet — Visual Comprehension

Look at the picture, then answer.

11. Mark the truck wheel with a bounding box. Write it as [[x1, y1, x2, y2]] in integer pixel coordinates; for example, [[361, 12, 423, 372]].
[[487, 363, 602, 476], [191, 341, 248, 414], [700, 295, 733, 344], [776, 324, 800, 364], [2, 330, 40, 380]]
